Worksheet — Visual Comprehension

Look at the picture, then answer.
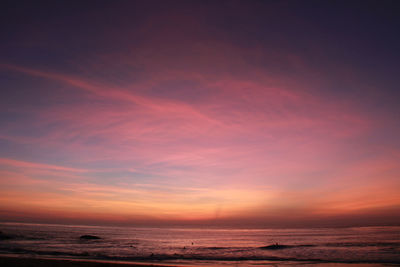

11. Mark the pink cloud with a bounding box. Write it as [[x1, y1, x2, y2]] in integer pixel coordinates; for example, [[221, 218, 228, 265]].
[[0, 44, 398, 226], [0, 158, 88, 173]]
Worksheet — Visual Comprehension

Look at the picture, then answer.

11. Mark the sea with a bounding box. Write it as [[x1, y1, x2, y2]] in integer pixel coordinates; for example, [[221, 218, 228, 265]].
[[0, 222, 399, 266]]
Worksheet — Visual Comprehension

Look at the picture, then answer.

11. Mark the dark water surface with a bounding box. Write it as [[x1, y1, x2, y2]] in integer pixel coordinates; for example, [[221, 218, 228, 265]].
[[0, 223, 399, 266]]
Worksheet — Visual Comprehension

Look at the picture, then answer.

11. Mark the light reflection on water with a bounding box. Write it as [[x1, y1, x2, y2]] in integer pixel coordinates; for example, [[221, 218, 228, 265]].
[[0, 223, 399, 265]]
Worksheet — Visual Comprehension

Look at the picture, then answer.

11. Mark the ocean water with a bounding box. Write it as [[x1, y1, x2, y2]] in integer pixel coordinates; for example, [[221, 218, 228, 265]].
[[0, 222, 399, 266]]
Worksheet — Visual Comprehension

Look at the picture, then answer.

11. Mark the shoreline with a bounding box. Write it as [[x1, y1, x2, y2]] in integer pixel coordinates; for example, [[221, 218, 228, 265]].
[[0, 254, 395, 267], [0, 254, 185, 267]]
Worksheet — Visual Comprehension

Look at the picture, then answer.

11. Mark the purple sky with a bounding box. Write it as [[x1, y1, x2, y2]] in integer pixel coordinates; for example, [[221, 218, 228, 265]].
[[0, 0, 399, 227]]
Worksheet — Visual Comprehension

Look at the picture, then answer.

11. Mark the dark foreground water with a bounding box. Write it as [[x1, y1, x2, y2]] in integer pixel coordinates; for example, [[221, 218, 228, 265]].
[[0, 222, 399, 266]]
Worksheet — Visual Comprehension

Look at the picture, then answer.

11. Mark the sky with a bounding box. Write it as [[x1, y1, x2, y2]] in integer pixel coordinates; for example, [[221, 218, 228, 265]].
[[0, 0, 399, 228]]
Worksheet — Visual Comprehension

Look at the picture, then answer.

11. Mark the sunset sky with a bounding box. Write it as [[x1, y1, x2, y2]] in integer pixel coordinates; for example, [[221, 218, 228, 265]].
[[0, 0, 399, 227]]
